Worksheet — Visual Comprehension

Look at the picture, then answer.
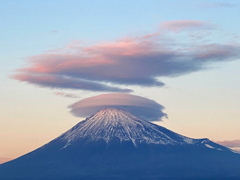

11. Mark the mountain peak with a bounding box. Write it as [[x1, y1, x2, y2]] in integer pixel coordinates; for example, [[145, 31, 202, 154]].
[[96, 107, 126, 113], [57, 108, 218, 149], [92, 107, 135, 121], [59, 107, 158, 147], [46, 108, 231, 153]]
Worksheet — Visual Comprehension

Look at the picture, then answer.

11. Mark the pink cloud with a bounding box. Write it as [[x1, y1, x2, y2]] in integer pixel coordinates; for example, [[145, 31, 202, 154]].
[[12, 21, 240, 92], [22, 54, 114, 73]]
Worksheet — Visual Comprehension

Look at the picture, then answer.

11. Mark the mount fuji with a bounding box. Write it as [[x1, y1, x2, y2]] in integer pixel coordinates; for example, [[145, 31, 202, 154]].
[[0, 108, 240, 180]]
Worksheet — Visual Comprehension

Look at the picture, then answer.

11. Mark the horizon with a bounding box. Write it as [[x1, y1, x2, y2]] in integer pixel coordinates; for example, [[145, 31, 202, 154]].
[[1, 0, 240, 164]]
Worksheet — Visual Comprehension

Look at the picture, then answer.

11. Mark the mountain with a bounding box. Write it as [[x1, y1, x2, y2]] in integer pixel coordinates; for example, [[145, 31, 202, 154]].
[[0, 108, 240, 180]]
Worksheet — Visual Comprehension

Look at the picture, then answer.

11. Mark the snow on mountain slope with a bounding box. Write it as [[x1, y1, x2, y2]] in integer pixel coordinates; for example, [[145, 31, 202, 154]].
[[56, 108, 230, 151]]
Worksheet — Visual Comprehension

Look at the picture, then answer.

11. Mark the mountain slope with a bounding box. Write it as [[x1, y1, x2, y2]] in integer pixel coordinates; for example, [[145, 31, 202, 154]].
[[0, 108, 240, 180]]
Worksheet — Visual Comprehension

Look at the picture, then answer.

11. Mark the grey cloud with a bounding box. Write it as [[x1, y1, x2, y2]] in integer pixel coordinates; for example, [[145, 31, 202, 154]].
[[12, 73, 132, 93]]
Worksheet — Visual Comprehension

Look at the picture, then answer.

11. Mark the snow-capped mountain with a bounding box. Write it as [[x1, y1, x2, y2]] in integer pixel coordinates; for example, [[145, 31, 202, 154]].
[[58, 108, 229, 151], [0, 108, 240, 180]]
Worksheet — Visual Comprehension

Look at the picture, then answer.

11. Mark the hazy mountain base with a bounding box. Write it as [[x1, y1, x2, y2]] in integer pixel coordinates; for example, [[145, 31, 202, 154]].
[[1, 139, 240, 180]]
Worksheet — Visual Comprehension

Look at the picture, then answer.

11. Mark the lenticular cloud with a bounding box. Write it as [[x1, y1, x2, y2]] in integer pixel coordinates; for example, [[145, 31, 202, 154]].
[[69, 93, 167, 121], [12, 20, 240, 93]]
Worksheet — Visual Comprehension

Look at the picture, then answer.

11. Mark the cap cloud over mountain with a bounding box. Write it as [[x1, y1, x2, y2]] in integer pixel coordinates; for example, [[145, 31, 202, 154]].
[[69, 93, 167, 121]]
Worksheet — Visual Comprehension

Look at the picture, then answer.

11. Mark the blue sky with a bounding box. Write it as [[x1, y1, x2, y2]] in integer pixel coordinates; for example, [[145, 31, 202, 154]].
[[1, 0, 240, 162]]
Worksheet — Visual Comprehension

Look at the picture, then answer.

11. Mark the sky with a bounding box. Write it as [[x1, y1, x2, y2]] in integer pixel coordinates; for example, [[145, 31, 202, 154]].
[[1, 0, 240, 163]]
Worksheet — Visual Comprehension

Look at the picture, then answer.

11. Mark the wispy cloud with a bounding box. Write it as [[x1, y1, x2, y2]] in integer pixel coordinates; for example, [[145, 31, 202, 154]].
[[54, 92, 79, 98], [51, 30, 59, 33], [216, 139, 240, 148], [160, 20, 214, 32], [69, 93, 167, 121], [12, 20, 240, 93]]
